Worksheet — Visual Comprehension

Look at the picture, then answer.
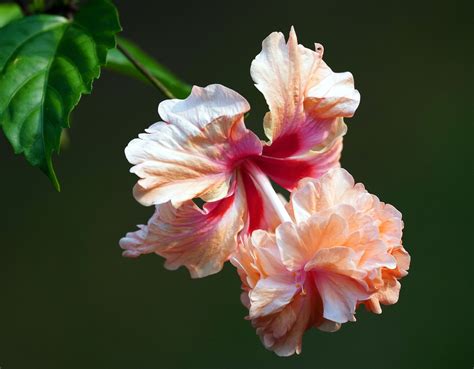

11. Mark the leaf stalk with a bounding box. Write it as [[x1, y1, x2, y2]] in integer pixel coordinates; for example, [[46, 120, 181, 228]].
[[116, 41, 175, 99]]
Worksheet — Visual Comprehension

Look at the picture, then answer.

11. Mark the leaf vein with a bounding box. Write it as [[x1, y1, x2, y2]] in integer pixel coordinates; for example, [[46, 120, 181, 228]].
[[0, 19, 66, 74]]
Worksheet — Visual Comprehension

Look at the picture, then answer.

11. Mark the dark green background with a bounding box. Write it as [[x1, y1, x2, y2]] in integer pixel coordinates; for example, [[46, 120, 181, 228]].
[[0, 0, 471, 368]]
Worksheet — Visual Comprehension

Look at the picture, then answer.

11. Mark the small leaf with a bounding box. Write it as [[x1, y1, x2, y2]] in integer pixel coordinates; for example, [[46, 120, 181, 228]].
[[0, 3, 22, 28], [106, 37, 191, 99], [0, 0, 121, 190]]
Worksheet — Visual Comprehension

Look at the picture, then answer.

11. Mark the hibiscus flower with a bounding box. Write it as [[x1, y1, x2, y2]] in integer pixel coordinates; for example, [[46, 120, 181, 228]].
[[120, 27, 360, 278], [232, 168, 410, 356]]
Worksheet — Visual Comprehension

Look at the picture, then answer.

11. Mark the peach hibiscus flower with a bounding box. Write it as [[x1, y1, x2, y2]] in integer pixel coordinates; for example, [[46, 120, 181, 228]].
[[120, 28, 360, 278], [232, 168, 410, 356]]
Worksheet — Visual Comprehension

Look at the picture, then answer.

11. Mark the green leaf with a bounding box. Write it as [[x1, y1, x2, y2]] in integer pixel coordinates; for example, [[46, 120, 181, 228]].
[[0, 3, 22, 28], [0, 0, 121, 190], [106, 37, 192, 99]]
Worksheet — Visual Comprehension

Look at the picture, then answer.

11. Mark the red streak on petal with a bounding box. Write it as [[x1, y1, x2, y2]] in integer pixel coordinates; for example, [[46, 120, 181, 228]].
[[255, 156, 315, 190], [195, 178, 240, 224], [241, 170, 266, 233], [256, 138, 342, 191], [262, 132, 302, 158]]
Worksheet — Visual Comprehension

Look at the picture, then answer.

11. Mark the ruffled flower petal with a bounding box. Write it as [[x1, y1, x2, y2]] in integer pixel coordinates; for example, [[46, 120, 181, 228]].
[[365, 245, 410, 313], [305, 69, 361, 119], [276, 213, 348, 272], [312, 270, 370, 324], [120, 181, 246, 278], [289, 167, 365, 220], [233, 233, 316, 357], [158, 84, 251, 133], [125, 84, 261, 206], [249, 277, 298, 319], [253, 291, 315, 356], [251, 27, 359, 188]]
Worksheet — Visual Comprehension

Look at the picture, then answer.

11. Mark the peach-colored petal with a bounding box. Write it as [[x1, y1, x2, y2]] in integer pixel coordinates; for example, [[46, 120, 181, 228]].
[[289, 168, 372, 221], [305, 246, 364, 277], [232, 228, 317, 356], [251, 28, 358, 145], [304, 246, 371, 323], [305, 70, 361, 119], [231, 230, 289, 294], [253, 291, 315, 357], [276, 214, 348, 272], [120, 182, 246, 278], [316, 319, 341, 332], [373, 199, 404, 248], [289, 168, 404, 248], [365, 245, 410, 313], [251, 27, 359, 189], [250, 230, 289, 277], [313, 271, 370, 323], [231, 237, 261, 293], [274, 222, 311, 272], [249, 277, 298, 318], [125, 84, 261, 206], [158, 84, 250, 132], [392, 246, 410, 277]]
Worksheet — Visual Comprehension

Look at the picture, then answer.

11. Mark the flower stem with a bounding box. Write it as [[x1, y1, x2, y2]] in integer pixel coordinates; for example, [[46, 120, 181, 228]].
[[116, 41, 175, 99], [245, 162, 292, 223]]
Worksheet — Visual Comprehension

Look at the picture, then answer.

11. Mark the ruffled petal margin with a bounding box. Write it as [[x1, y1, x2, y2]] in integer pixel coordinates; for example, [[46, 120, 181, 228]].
[[125, 84, 261, 206], [251, 27, 359, 189], [120, 179, 246, 278]]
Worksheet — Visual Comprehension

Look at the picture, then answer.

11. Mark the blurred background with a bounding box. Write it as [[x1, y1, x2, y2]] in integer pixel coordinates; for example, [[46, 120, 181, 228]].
[[0, 0, 472, 368]]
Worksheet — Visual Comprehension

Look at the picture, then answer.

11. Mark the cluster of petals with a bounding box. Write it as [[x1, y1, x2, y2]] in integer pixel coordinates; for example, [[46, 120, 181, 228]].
[[232, 168, 410, 355], [119, 27, 409, 356]]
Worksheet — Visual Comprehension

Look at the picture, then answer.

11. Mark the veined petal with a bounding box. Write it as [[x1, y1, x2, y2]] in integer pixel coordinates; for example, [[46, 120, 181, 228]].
[[251, 27, 359, 166], [313, 270, 370, 324], [120, 224, 157, 258], [364, 245, 410, 313], [276, 213, 349, 272], [231, 241, 261, 295], [249, 277, 298, 319], [251, 27, 323, 145], [253, 291, 315, 356], [357, 240, 397, 274], [158, 84, 250, 133], [250, 230, 289, 277], [120, 181, 246, 278], [231, 229, 288, 293], [275, 222, 310, 272], [305, 70, 360, 119], [305, 246, 365, 279], [125, 86, 261, 206], [391, 246, 410, 278], [288, 168, 376, 221], [373, 198, 404, 248]]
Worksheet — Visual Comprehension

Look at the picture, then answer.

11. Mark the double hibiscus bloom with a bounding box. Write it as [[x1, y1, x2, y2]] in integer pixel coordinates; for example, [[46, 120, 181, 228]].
[[120, 28, 410, 356]]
